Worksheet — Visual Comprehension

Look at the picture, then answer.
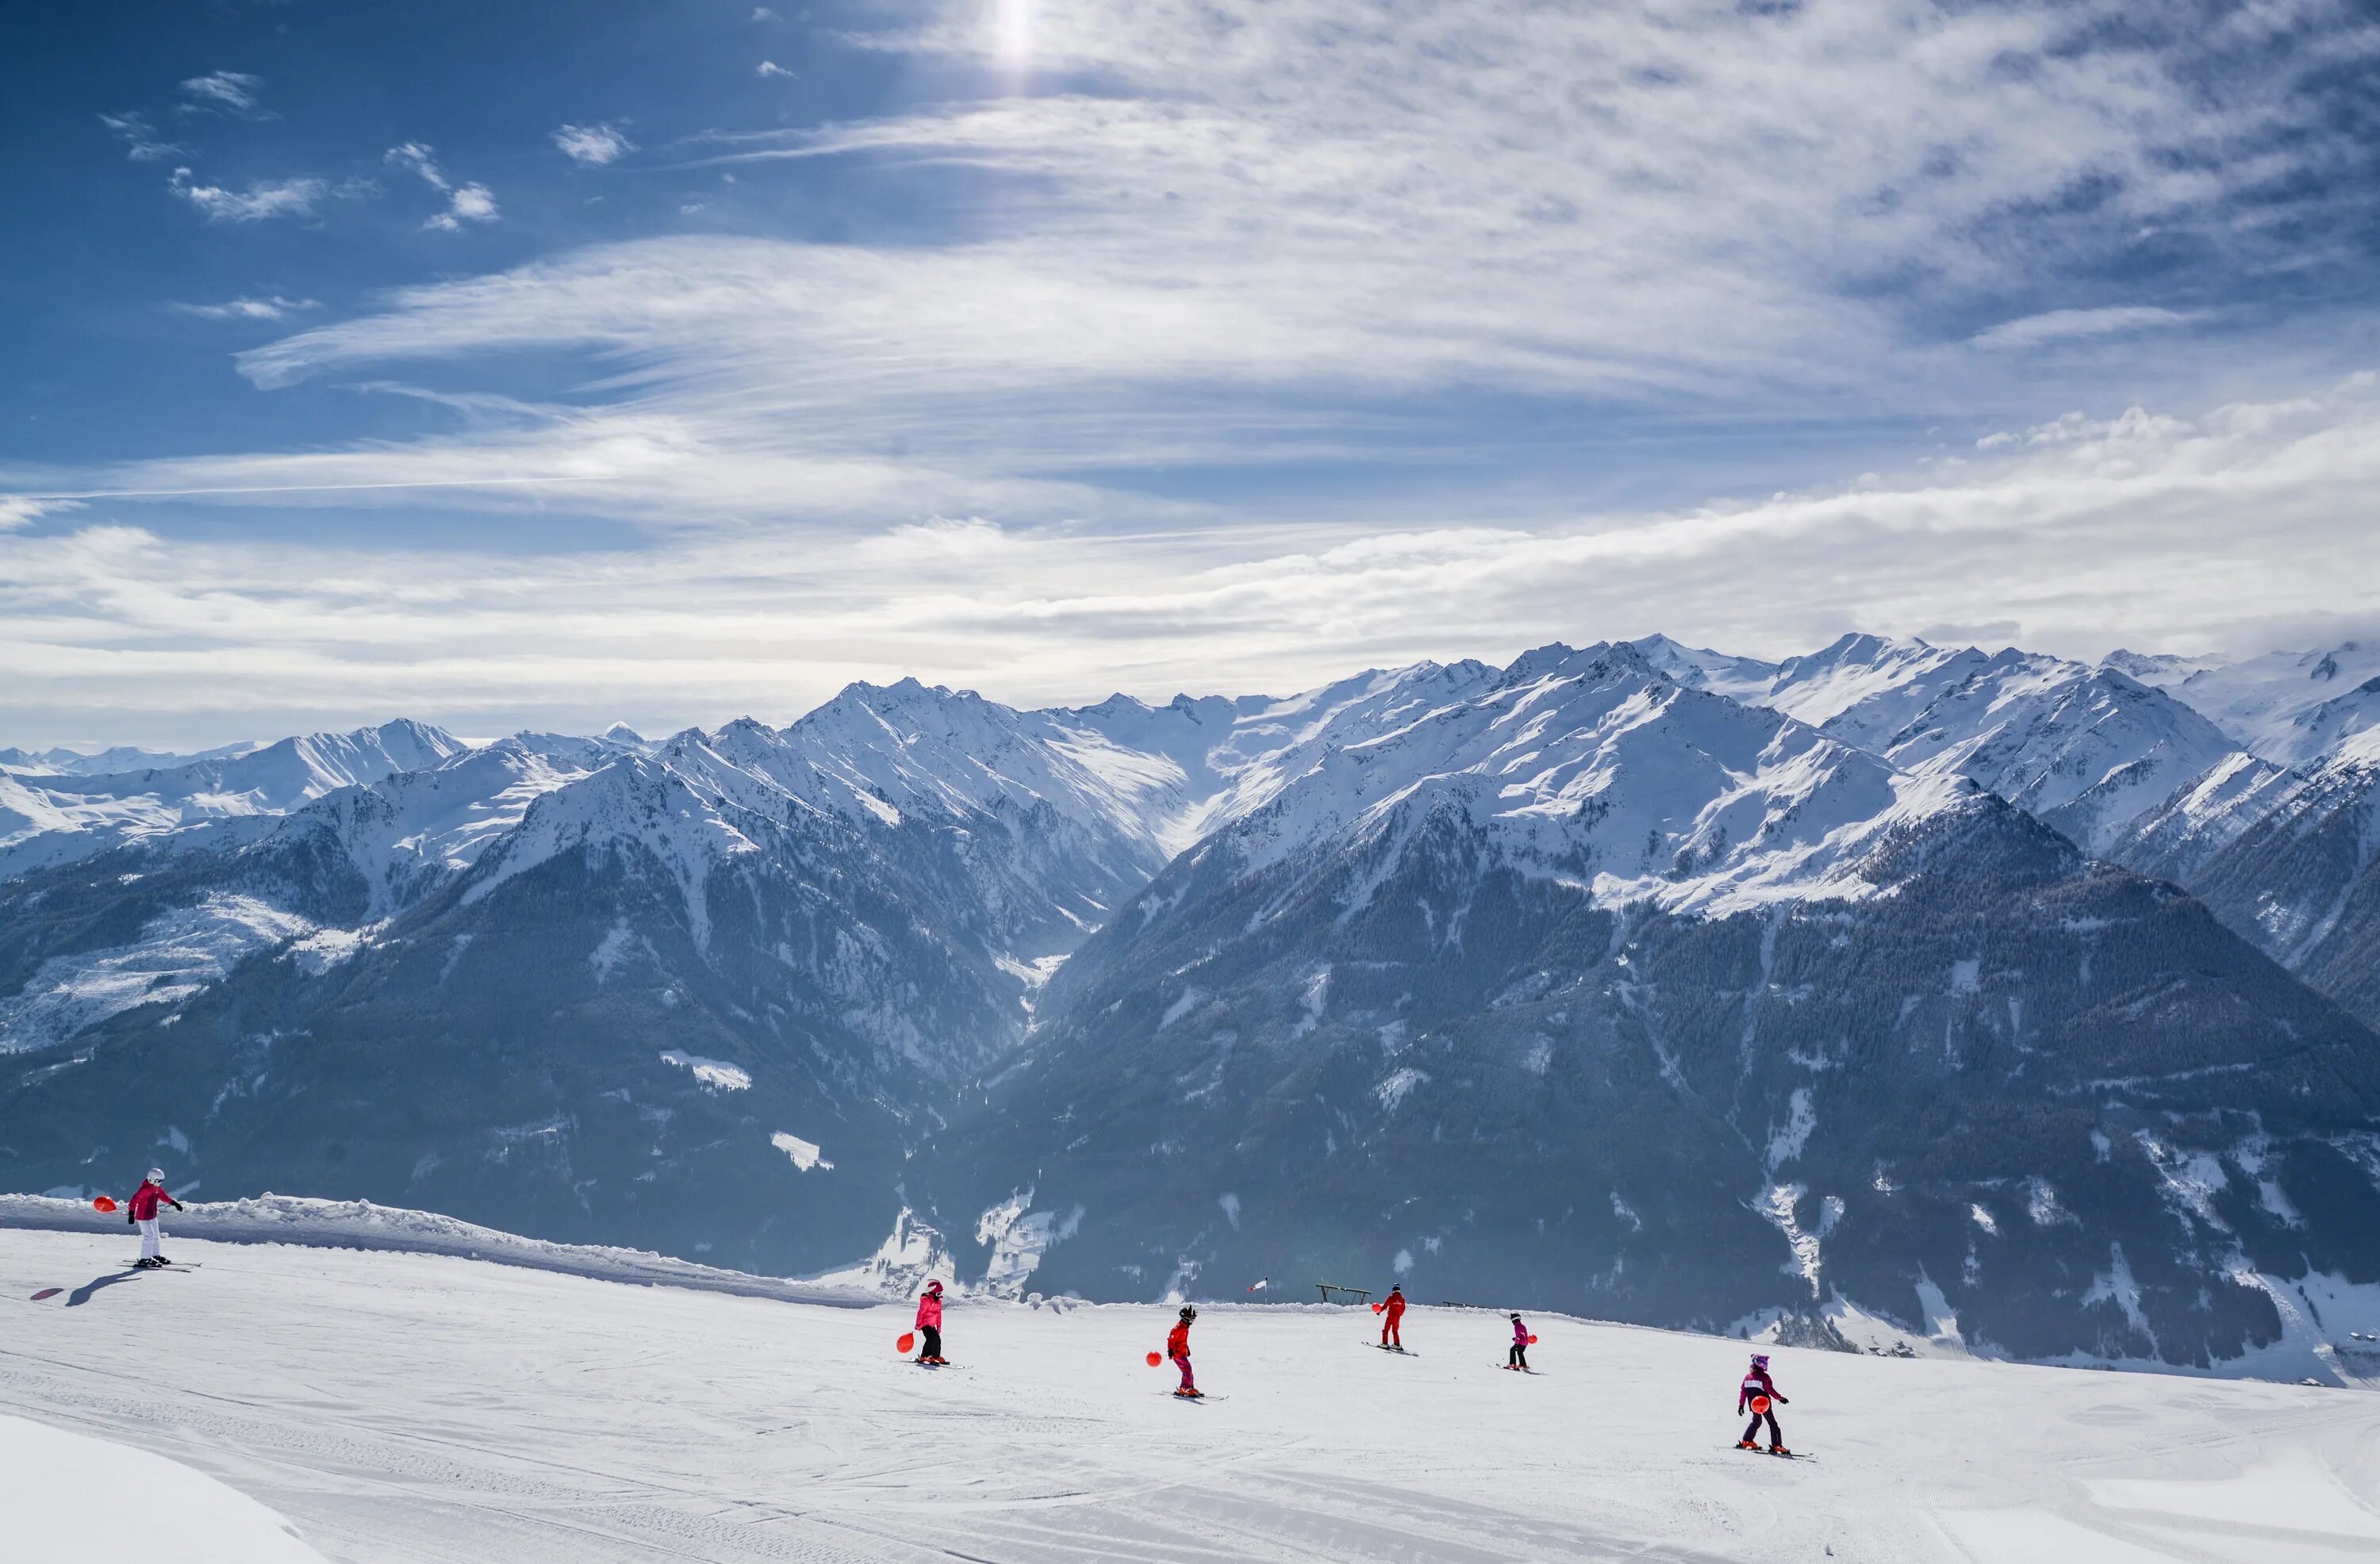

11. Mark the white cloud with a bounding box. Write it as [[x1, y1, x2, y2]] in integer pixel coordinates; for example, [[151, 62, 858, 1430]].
[[99, 112, 183, 163], [168, 168, 329, 224], [174, 296, 322, 322], [0, 497, 79, 532], [756, 60, 795, 78], [427, 183, 500, 232], [752, 6, 777, 19], [8, 382, 2378, 736], [213, 0, 2376, 479], [28, 0, 2380, 736], [552, 122, 635, 167], [178, 71, 266, 117], [386, 144, 499, 230], [1971, 307, 2191, 351], [385, 142, 450, 191]]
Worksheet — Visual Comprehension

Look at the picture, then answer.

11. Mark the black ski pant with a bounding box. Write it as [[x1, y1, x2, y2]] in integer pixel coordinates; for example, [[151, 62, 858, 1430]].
[[919, 1326, 942, 1359], [1741, 1408, 1782, 1446], [1508, 1344, 1528, 1368]]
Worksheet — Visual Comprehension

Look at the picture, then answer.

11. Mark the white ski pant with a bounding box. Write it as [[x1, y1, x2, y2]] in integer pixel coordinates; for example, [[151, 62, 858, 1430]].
[[137, 1217, 161, 1261]]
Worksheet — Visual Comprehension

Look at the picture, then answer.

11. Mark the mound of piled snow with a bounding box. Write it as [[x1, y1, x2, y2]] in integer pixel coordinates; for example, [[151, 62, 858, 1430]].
[[1, 1412, 328, 1562], [0, 1192, 874, 1307]]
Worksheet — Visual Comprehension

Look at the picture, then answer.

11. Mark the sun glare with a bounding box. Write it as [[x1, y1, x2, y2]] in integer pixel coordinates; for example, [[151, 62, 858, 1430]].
[[996, 0, 1031, 66]]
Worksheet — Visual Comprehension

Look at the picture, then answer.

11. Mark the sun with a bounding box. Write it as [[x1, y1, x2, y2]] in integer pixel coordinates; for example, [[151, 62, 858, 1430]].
[[995, 0, 1031, 67]]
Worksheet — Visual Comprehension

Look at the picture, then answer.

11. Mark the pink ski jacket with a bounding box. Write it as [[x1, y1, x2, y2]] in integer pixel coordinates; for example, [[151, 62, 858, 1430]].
[[916, 1291, 943, 1328]]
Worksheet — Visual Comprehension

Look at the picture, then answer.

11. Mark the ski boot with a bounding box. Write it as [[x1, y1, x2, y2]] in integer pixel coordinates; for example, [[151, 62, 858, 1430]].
[[1768, 1445, 1791, 1457], [1736, 1439, 1759, 1450]]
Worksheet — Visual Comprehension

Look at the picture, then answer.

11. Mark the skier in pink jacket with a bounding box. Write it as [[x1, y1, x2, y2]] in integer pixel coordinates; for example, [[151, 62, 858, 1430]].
[[127, 1169, 183, 1269], [914, 1280, 946, 1365], [1506, 1313, 1530, 1370]]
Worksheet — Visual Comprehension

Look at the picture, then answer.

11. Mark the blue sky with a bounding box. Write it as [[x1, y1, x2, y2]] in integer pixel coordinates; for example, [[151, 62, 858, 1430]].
[[4, 0, 2378, 747]]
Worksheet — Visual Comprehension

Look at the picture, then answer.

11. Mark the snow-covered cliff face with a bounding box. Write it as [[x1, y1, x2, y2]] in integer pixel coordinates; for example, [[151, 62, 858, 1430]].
[[2116, 640, 2380, 766], [2113, 729, 2380, 1028], [0, 720, 468, 880], [914, 648, 2380, 1364], [1643, 634, 2240, 856], [0, 686, 1220, 1274]]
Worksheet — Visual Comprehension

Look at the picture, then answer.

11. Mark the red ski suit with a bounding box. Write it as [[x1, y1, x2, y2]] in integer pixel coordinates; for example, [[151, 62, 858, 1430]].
[[128, 1183, 177, 1221], [1380, 1290, 1406, 1346], [1166, 1319, 1195, 1392]]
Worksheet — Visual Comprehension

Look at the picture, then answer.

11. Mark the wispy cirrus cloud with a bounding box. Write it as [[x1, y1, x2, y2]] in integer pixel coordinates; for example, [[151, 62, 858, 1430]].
[[552, 121, 635, 167], [1972, 307, 2194, 351], [99, 112, 185, 163], [0, 497, 79, 532], [6, 381, 2378, 742], [385, 142, 499, 230], [173, 295, 323, 321], [168, 167, 331, 223], [178, 71, 269, 118], [21, 0, 2380, 741], [230, 0, 2380, 477], [755, 60, 795, 79]]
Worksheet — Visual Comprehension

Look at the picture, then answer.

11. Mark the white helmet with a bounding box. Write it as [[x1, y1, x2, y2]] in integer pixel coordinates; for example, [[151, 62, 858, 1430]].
[[146, 1167, 165, 1183]]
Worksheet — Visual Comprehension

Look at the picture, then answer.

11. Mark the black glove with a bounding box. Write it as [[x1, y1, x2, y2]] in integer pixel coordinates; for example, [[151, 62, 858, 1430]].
[[170, 1199, 183, 1211], [126, 1211, 136, 1225]]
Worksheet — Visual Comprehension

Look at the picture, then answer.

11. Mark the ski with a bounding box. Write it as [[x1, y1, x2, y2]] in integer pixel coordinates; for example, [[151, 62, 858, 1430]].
[[1493, 1364, 1541, 1373], [1165, 1392, 1226, 1402], [1727, 1445, 1812, 1460], [1366, 1343, 1416, 1355]]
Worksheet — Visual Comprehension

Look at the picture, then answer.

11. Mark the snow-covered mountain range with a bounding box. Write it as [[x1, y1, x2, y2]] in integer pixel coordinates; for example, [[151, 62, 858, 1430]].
[[4, 630, 2378, 1373]]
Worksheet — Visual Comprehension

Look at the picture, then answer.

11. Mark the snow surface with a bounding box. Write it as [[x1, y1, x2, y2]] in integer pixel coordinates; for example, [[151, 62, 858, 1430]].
[[1735, 635, 2239, 853], [0, 1194, 871, 1308], [0, 891, 318, 1053], [3, 1224, 2377, 1564], [1208, 642, 1980, 917], [0, 1410, 329, 1562], [2129, 642, 2380, 765], [0, 719, 464, 877]]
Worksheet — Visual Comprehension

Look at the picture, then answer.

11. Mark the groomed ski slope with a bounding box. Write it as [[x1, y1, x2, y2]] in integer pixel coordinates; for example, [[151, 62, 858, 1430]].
[[5, 1229, 2378, 1563], [1, 1410, 330, 1563]]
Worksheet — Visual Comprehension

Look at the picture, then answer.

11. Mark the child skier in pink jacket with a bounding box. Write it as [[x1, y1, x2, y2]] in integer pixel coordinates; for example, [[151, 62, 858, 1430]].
[[914, 1280, 946, 1364]]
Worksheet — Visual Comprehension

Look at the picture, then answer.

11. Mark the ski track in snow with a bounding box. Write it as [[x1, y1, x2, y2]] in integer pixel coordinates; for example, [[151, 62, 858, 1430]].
[[4, 1229, 2379, 1563]]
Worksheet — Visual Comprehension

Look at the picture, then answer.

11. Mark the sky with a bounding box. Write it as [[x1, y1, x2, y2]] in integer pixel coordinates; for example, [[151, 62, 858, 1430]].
[[3, 0, 2379, 749]]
